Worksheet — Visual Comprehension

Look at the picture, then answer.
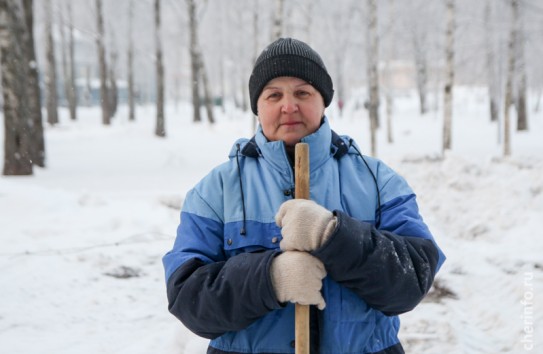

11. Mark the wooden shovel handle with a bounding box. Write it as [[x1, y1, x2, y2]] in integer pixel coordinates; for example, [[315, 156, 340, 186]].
[[294, 143, 310, 354]]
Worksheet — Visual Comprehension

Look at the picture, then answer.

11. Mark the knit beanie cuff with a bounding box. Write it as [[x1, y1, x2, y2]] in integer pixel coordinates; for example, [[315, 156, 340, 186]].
[[249, 38, 334, 115]]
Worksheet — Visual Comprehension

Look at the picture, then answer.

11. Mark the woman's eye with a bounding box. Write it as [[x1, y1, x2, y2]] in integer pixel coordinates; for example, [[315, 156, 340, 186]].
[[267, 92, 281, 99], [296, 91, 310, 97]]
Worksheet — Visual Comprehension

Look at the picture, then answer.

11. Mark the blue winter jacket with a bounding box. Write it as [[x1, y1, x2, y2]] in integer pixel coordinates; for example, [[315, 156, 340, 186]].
[[163, 117, 445, 354]]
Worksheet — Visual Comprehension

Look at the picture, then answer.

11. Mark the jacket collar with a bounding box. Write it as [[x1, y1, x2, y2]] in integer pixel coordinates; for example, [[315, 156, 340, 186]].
[[251, 116, 335, 174]]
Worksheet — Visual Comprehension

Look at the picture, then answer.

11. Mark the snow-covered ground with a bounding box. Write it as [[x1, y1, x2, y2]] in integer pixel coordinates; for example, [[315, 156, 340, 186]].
[[1, 89, 542, 353]]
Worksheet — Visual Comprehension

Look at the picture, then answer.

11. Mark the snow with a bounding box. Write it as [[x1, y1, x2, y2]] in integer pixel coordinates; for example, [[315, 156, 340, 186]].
[[1, 89, 542, 353]]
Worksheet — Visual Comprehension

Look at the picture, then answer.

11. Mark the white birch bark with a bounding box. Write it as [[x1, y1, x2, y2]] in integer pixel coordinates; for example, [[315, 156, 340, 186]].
[[44, 0, 58, 125], [271, 0, 284, 41], [22, 0, 45, 166], [154, 0, 165, 136], [187, 0, 201, 122], [67, 1, 76, 120], [95, 0, 110, 125], [127, 0, 135, 121], [503, 0, 518, 156], [0, 0, 33, 175], [367, 0, 379, 156], [485, 0, 499, 122], [442, 0, 455, 153], [515, 0, 528, 131]]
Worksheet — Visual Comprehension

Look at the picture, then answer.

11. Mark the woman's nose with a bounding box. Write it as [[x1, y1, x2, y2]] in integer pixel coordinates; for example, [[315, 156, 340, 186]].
[[280, 95, 299, 114]]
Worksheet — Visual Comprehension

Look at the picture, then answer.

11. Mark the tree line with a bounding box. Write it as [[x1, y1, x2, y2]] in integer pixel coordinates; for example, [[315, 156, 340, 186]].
[[1, 0, 541, 175]]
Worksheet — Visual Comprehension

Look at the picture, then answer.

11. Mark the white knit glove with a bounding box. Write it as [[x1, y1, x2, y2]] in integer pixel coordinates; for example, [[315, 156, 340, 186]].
[[270, 251, 327, 310], [275, 199, 337, 252]]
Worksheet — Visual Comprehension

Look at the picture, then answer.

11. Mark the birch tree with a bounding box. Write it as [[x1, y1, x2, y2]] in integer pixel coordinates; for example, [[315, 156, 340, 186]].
[[303, 1, 314, 43], [199, 49, 215, 124], [251, 0, 260, 130], [155, 0, 165, 136], [442, 0, 455, 153], [127, 0, 135, 121], [217, 0, 226, 115], [108, 49, 118, 118], [328, 1, 356, 117], [186, 0, 214, 124], [271, 0, 284, 41], [367, 0, 379, 157], [187, 0, 201, 122], [59, 3, 76, 120], [66, 1, 76, 120], [1, 0, 33, 175], [95, 0, 110, 125], [44, 0, 58, 125], [503, 0, 518, 156], [515, 0, 528, 131], [22, 0, 45, 166], [413, 34, 428, 115], [405, 2, 429, 115], [229, 1, 249, 114], [384, 0, 395, 143], [484, 0, 499, 122]]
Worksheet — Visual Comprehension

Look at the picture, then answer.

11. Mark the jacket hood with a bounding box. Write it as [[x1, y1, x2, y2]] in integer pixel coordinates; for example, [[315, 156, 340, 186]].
[[230, 116, 335, 175]]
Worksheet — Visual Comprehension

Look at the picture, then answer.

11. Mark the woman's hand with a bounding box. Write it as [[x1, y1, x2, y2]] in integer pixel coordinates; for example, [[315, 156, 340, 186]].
[[275, 199, 337, 252], [270, 251, 326, 310]]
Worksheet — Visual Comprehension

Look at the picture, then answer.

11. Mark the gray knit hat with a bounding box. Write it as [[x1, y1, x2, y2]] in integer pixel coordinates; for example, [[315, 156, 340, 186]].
[[249, 38, 334, 115]]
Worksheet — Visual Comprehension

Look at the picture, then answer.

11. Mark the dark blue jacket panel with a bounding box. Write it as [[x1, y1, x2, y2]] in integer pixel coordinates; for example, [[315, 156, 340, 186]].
[[312, 210, 439, 316], [206, 342, 405, 354], [166, 250, 282, 339]]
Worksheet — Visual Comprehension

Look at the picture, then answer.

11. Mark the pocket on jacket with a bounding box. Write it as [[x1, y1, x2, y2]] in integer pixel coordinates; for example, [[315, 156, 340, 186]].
[[223, 221, 281, 257]]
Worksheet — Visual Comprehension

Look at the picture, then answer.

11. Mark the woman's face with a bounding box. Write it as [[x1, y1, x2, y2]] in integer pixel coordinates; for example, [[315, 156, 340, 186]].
[[257, 76, 325, 147]]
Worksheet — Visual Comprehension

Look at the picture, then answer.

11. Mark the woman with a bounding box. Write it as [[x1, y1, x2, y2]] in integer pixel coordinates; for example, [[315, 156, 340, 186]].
[[163, 38, 445, 354]]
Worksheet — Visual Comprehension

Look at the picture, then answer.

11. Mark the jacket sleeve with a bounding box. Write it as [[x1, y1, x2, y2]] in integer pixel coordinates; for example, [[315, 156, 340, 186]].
[[166, 249, 282, 339], [312, 168, 445, 316], [312, 209, 439, 316], [163, 186, 282, 339]]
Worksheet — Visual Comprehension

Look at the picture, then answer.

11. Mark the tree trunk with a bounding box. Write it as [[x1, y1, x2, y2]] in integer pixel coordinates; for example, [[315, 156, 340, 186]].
[[154, 0, 165, 135], [367, 0, 379, 156], [84, 64, 92, 106], [67, 1, 76, 120], [155, 0, 165, 136], [44, 0, 58, 125], [22, 0, 45, 167], [218, 0, 226, 115], [442, 0, 455, 153], [219, 58, 225, 114], [251, 1, 259, 130], [95, 0, 110, 125], [484, 0, 498, 122], [515, 0, 528, 131], [1, 0, 33, 175], [108, 50, 118, 118], [59, 5, 71, 116], [198, 49, 215, 124], [414, 39, 428, 115], [271, 0, 284, 41], [187, 0, 201, 122], [385, 0, 395, 143], [516, 70, 528, 131], [535, 88, 542, 113], [240, 75, 248, 112], [127, 0, 135, 121], [304, 1, 314, 43], [335, 54, 345, 117], [503, 0, 518, 156]]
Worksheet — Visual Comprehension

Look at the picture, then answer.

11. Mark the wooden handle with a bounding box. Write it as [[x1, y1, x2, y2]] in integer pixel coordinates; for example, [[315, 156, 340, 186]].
[[294, 143, 310, 354], [295, 143, 310, 200]]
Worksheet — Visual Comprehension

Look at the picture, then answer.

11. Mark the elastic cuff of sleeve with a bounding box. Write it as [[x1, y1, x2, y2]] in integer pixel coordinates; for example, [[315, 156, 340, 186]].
[[265, 250, 287, 308]]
